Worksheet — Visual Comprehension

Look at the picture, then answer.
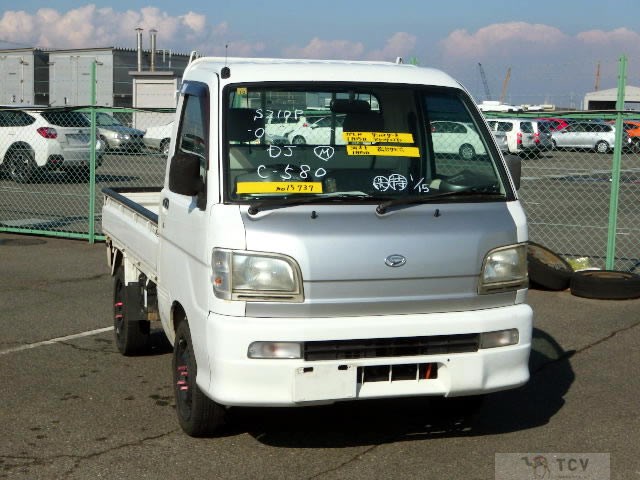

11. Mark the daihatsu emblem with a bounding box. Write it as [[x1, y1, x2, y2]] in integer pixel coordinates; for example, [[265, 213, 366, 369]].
[[385, 254, 406, 267]]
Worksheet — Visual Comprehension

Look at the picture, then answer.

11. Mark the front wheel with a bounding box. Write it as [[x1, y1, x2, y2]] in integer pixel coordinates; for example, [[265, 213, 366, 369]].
[[173, 320, 226, 436], [292, 135, 306, 145], [595, 140, 609, 154], [459, 143, 475, 160]]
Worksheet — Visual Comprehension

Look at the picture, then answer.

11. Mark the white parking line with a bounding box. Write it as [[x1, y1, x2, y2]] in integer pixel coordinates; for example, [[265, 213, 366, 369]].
[[0, 327, 113, 356]]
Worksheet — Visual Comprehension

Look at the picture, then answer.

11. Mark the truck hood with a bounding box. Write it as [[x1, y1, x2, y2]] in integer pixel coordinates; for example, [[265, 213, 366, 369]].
[[241, 202, 520, 317]]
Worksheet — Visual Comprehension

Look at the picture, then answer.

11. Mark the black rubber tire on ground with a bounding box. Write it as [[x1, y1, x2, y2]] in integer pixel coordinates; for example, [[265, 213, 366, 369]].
[[527, 242, 573, 291], [113, 265, 151, 355], [173, 320, 226, 436], [570, 270, 640, 300], [8, 147, 36, 183]]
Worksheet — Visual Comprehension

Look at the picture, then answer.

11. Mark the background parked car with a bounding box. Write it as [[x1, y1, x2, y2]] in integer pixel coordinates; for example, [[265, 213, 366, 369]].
[[264, 115, 308, 144], [490, 129, 509, 153], [486, 118, 536, 155], [536, 117, 570, 132], [608, 119, 640, 152], [430, 120, 487, 160], [83, 112, 145, 153], [0, 108, 104, 182], [143, 121, 174, 155], [551, 121, 629, 153], [286, 115, 346, 145], [530, 120, 554, 157]]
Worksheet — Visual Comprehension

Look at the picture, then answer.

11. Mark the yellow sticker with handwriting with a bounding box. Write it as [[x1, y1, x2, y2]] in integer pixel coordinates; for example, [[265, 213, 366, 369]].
[[346, 145, 420, 157], [236, 87, 248, 95], [342, 132, 414, 143], [236, 182, 323, 194]]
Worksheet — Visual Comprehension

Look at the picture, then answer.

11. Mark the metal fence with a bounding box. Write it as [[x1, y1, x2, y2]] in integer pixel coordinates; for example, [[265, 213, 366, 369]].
[[484, 111, 640, 272], [0, 106, 172, 240], [1, 105, 639, 272]]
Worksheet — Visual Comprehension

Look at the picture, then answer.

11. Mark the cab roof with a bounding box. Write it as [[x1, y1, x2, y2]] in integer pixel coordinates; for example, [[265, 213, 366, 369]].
[[184, 57, 463, 90]]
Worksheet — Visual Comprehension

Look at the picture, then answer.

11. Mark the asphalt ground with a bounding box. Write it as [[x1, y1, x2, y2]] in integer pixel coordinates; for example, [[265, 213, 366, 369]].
[[1, 232, 640, 479]]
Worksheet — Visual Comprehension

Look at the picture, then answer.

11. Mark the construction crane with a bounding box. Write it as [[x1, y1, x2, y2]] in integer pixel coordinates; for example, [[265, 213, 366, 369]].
[[499, 67, 511, 104], [478, 63, 492, 100]]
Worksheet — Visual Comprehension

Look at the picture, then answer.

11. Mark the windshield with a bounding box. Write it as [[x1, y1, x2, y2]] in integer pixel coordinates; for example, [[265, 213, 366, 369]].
[[224, 84, 508, 203], [95, 112, 124, 127]]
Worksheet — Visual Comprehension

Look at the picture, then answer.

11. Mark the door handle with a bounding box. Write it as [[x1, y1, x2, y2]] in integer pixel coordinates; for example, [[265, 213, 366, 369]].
[[162, 198, 169, 209]]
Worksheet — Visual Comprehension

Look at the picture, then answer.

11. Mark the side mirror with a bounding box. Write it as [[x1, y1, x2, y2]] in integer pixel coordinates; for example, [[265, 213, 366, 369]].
[[504, 154, 521, 190], [168, 151, 204, 197]]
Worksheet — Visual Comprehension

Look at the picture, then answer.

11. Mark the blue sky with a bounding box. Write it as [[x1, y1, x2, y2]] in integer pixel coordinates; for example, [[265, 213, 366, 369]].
[[2, 1, 640, 107]]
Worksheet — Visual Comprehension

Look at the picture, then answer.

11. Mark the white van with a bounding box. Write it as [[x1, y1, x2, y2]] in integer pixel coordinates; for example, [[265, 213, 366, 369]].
[[487, 118, 536, 155]]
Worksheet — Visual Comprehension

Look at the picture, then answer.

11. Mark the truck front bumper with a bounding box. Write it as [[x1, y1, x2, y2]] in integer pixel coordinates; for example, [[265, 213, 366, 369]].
[[202, 304, 532, 407]]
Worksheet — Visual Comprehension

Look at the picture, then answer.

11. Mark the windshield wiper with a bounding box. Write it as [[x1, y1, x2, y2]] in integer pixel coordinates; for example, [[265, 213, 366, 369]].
[[376, 186, 504, 215], [247, 192, 372, 215]]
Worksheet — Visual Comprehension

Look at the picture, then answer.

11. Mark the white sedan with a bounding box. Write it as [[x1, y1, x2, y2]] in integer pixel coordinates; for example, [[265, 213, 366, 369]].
[[286, 116, 346, 145], [143, 121, 174, 155], [431, 121, 487, 160]]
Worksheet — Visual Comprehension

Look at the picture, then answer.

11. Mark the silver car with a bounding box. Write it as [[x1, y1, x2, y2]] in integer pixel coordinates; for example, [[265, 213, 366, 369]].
[[84, 112, 145, 153], [551, 121, 628, 153]]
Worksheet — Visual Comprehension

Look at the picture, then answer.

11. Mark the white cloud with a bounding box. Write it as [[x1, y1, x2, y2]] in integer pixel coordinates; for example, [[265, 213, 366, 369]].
[[366, 32, 417, 61], [440, 22, 567, 60], [0, 5, 220, 51], [283, 37, 366, 59]]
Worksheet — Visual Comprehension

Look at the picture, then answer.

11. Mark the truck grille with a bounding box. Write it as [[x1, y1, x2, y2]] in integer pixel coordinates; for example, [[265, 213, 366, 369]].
[[304, 334, 479, 361]]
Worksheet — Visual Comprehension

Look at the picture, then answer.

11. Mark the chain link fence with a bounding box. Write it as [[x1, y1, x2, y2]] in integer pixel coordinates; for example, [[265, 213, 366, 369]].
[[0, 106, 172, 239], [484, 111, 640, 272], [1, 104, 639, 272]]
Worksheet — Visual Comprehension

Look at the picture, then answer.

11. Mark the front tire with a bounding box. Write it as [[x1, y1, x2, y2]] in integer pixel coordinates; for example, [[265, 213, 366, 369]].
[[292, 135, 306, 145], [173, 320, 226, 436], [595, 140, 609, 154], [459, 143, 475, 160], [113, 265, 150, 355]]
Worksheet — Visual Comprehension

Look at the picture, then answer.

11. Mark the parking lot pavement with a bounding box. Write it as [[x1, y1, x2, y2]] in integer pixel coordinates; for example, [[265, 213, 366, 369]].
[[1, 232, 640, 479]]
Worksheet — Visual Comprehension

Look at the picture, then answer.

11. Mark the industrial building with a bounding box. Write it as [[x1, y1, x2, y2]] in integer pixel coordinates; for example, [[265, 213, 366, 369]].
[[583, 86, 640, 111], [0, 29, 190, 110]]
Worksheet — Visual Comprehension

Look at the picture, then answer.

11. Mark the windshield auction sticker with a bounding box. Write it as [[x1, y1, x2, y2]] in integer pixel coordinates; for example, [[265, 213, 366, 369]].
[[346, 145, 420, 157], [342, 132, 414, 143], [236, 182, 323, 194]]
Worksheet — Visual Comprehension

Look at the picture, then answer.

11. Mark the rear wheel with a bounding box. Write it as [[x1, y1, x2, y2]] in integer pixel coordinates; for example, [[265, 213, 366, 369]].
[[8, 147, 36, 183], [595, 140, 609, 154], [113, 265, 150, 355], [173, 320, 226, 436]]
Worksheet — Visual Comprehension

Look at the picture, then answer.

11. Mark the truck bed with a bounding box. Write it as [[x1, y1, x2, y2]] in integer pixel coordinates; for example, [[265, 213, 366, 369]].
[[102, 187, 161, 282]]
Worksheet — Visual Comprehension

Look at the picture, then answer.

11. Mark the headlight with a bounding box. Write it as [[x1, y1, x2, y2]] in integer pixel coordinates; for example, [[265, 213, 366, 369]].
[[478, 243, 528, 294], [212, 249, 303, 302]]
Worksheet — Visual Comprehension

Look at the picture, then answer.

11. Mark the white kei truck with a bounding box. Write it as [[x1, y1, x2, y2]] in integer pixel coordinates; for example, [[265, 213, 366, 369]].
[[102, 56, 532, 436]]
